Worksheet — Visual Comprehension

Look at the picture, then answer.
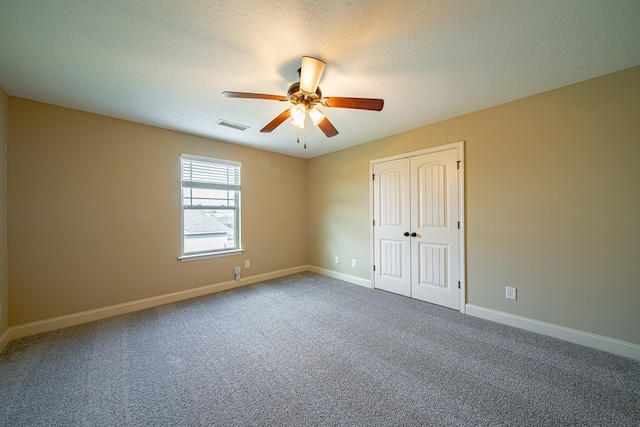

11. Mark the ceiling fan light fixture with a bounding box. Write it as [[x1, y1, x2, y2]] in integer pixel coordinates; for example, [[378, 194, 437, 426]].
[[299, 56, 326, 94], [291, 117, 305, 128], [309, 107, 325, 126], [290, 104, 306, 128]]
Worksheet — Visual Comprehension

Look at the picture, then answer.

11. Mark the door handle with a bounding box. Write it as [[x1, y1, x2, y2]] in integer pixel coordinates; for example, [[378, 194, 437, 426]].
[[404, 232, 410, 237], [411, 232, 417, 237]]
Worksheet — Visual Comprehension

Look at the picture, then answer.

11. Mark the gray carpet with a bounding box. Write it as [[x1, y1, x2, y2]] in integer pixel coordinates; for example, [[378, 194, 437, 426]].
[[1, 272, 639, 426]]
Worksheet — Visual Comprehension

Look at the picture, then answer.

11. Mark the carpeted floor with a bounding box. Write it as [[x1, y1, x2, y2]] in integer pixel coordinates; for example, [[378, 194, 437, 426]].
[[1, 272, 639, 426]]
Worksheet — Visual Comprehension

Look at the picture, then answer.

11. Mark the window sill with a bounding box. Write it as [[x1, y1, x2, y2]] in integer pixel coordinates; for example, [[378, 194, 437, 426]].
[[178, 249, 245, 262]]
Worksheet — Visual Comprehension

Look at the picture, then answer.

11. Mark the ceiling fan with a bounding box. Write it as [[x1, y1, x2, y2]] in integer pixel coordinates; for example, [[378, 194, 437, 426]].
[[222, 56, 384, 138]]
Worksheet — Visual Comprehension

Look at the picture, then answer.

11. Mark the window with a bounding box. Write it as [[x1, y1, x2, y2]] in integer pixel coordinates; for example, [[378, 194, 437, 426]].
[[180, 155, 241, 258]]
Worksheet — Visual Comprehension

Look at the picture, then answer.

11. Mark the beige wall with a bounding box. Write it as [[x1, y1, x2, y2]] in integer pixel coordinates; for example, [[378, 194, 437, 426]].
[[308, 66, 640, 345], [7, 98, 307, 325], [0, 87, 7, 336]]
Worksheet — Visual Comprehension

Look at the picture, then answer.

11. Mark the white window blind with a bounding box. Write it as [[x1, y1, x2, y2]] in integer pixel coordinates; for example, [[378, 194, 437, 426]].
[[181, 156, 241, 194], [180, 155, 241, 257]]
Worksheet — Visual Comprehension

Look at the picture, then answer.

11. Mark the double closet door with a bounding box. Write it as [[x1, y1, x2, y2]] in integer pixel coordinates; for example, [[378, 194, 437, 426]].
[[372, 146, 463, 310]]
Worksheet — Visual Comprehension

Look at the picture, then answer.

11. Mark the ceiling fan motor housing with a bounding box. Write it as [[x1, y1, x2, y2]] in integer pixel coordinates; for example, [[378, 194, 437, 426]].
[[287, 82, 322, 109]]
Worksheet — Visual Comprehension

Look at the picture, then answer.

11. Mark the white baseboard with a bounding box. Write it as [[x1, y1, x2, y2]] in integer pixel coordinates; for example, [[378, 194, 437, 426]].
[[308, 266, 372, 288], [5, 270, 637, 363], [466, 304, 640, 361], [1, 265, 308, 350]]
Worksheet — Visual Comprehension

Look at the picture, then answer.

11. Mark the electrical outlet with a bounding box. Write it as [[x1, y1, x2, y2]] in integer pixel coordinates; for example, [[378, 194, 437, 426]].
[[335, 256, 339, 263], [505, 286, 517, 300], [351, 259, 357, 267], [234, 266, 241, 275], [244, 260, 250, 268]]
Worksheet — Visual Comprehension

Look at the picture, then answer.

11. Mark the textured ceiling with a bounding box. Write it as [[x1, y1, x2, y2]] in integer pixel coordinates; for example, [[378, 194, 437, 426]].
[[1, 1, 639, 159]]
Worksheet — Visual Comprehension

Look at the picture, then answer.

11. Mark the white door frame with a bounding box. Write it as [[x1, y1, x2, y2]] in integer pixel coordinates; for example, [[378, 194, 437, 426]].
[[369, 141, 466, 313]]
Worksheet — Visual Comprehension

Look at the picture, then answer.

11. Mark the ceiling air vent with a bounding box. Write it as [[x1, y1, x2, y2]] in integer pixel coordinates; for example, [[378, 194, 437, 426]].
[[216, 119, 250, 131]]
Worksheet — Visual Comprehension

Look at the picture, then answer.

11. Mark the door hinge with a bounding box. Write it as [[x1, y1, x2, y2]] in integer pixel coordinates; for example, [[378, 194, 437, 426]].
[[373, 265, 376, 272], [458, 281, 461, 289], [373, 219, 375, 226], [372, 173, 375, 180], [457, 221, 460, 229], [457, 161, 461, 170]]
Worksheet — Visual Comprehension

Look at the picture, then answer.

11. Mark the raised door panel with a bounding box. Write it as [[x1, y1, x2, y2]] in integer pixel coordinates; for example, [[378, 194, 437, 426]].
[[418, 243, 448, 288], [418, 163, 447, 228], [380, 169, 403, 226], [379, 240, 404, 280]]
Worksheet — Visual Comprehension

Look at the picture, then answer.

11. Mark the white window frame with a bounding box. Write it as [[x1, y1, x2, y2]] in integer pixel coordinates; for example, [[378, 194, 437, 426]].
[[179, 154, 243, 261]]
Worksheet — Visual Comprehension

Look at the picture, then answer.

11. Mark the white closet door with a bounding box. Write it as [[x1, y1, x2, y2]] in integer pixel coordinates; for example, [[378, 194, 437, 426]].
[[373, 158, 411, 296], [410, 149, 460, 309], [372, 146, 462, 310]]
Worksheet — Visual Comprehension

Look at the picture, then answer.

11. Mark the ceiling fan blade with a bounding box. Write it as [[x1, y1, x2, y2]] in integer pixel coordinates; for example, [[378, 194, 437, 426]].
[[322, 97, 384, 111], [317, 116, 339, 138], [222, 91, 288, 101], [260, 109, 291, 133], [299, 56, 326, 94]]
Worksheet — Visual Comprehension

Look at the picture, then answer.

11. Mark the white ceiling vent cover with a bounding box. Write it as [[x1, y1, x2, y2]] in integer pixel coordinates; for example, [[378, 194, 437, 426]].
[[216, 119, 250, 131]]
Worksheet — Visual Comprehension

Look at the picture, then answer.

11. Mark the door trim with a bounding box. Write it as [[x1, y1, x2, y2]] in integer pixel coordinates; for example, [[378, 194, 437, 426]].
[[369, 141, 466, 313]]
